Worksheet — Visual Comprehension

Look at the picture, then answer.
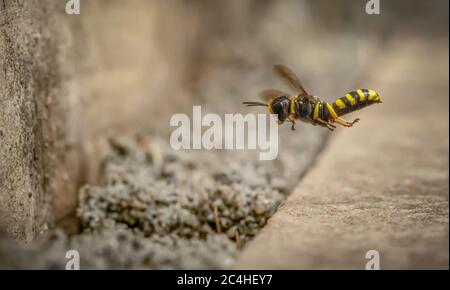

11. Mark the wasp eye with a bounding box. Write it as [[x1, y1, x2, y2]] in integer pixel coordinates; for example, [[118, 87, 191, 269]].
[[273, 102, 282, 112], [270, 97, 290, 122]]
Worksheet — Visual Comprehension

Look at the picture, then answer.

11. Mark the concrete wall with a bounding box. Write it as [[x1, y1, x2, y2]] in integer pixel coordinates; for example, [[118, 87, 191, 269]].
[[0, 0, 168, 240], [0, 0, 65, 241]]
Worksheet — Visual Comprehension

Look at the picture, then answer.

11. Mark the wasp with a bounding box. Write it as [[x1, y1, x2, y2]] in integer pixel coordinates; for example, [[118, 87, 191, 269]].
[[243, 64, 382, 131]]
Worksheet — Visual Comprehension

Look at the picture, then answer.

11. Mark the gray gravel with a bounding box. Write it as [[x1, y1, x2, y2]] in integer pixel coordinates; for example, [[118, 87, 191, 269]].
[[1, 121, 327, 269], [1, 228, 236, 270]]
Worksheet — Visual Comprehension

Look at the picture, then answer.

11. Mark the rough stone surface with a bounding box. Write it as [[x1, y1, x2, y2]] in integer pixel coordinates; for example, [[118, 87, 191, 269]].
[[234, 37, 449, 269], [0, 0, 68, 241]]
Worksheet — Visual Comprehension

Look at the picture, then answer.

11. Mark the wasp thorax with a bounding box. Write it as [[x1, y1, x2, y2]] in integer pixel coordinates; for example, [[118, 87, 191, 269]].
[[269, 96, 291, 122]]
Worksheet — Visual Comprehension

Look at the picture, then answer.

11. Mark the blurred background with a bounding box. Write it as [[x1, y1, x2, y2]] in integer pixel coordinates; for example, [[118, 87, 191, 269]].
[[0, 0, 448, 269], [56, 0, 449, 220]]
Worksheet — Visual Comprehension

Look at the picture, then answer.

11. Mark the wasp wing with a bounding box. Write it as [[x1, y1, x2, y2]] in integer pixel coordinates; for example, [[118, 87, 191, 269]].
[[273, 64, 320, 104], [273, 64, 308, 93], [299, 94, 320, 103]]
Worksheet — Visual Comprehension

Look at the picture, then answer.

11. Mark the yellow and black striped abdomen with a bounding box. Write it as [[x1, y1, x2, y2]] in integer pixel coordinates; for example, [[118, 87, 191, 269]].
[[332, 89, 381, 117]]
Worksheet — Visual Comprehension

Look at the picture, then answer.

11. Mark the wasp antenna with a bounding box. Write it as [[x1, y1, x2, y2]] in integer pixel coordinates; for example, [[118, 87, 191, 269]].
[[243, 101, 268, 107]]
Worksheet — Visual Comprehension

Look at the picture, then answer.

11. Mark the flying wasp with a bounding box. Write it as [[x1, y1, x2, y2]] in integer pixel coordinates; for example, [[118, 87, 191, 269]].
[[243, 64, 382, 131]]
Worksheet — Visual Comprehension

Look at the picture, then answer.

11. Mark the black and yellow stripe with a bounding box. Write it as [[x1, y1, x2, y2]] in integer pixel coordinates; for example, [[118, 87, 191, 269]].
[[310, 101, 334, 122], [332, 89, 380, 117], [290, 89, 381, 123]]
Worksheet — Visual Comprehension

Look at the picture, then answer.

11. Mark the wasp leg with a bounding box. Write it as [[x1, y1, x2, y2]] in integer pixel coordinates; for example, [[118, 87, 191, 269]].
[[316, 118, 335, 131], [328, 122, 336, 131], [334, 117, 360, 127], [333, 118, 345, 126], [325, 124, 335, 131], [288, 115, 296, 130], [349, 118, 360, 126]]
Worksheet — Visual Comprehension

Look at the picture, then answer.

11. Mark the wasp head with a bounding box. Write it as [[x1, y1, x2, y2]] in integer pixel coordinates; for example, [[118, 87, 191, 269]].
[[269, 96, 291, 123]]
